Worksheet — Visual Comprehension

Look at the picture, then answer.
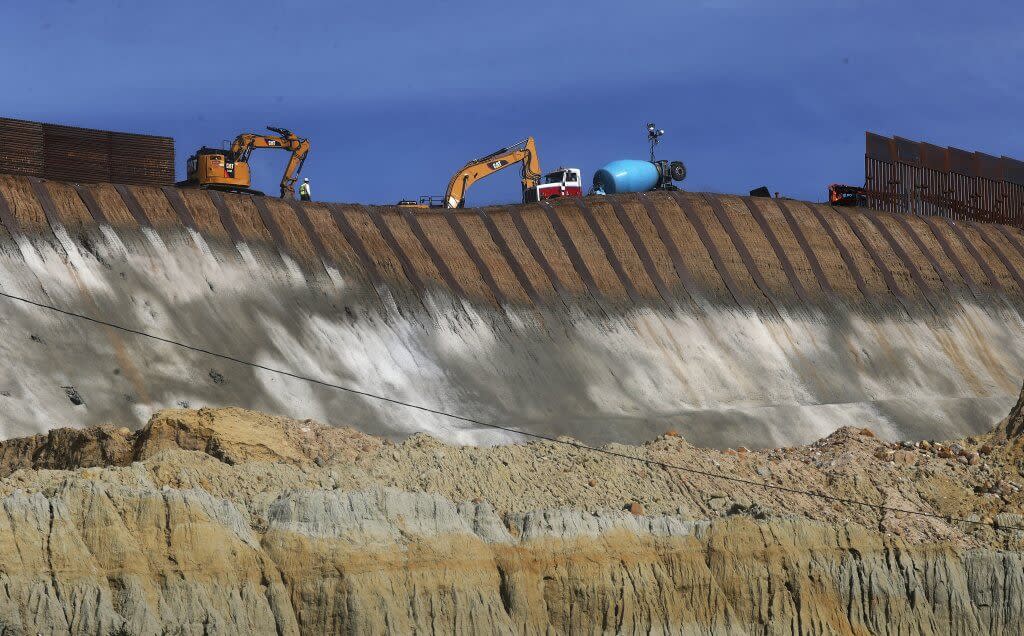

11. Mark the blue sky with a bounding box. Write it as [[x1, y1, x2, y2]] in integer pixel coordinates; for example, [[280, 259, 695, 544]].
[[3, 0, 1022, 205]]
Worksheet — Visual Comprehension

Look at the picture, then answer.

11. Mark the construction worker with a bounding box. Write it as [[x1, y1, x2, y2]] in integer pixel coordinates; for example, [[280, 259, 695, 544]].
[[299, 177, 312, 201]]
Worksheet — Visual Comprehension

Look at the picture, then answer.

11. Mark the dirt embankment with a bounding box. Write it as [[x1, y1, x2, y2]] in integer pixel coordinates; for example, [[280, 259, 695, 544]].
[[4, 172, 1024, 450], [0, 391, 1023, 633]]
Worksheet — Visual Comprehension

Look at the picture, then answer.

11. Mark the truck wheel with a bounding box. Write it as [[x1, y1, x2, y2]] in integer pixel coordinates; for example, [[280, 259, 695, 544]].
[[670, 161, 687, 182]]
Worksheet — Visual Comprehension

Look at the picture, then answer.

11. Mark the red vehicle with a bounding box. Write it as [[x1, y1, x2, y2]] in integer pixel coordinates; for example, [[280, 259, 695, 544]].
[[526, 167, 583, 202], [828, 183, 868, 207]]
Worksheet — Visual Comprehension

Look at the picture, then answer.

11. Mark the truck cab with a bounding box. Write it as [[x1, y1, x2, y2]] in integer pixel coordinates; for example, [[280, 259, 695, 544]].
[[525, 167, 583, 202]]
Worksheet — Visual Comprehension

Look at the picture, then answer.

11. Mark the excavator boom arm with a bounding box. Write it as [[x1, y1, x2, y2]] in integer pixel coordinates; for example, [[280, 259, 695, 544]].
[[443, 137, 541, 208], [279, 140, 310, 197], [229, 127, 310, 199]]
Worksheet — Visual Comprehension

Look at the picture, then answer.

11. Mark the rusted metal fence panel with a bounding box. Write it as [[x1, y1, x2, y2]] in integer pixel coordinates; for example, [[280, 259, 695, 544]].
[[863, 132, 1024, 229], [0, 119, 44, 177], [0, 117, 174, 186]]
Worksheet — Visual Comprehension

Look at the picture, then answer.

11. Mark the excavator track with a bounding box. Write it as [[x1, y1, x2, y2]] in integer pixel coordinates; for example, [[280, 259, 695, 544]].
[[200, 184, 265, 197], [175, 180, 265, 197]]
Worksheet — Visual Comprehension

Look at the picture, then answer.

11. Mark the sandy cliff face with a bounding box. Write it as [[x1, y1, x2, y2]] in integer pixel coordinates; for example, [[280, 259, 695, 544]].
[[0, 406, 1021, 634], [0, 477, 1022, 634]]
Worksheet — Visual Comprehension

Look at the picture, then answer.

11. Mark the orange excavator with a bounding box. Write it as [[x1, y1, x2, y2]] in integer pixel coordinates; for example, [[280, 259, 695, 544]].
[[178, 126, 310, 198], [400, 136, 580, 208]]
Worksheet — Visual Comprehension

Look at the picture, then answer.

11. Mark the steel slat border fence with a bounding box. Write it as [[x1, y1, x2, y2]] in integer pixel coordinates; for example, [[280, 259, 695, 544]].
[[864, 132, 1024, 230]]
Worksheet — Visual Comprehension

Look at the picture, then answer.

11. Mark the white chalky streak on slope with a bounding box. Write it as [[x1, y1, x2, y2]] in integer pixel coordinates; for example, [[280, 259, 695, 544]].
[[141, 227, 167, 253], [99, 225, 129, 256], [279, 253, 306, 285], [186, 228, 219, 268], [50, 224, 84, 265], [13, 236, 43, 271], [324, 265, 346, 289], [235, 242, 260, 270]]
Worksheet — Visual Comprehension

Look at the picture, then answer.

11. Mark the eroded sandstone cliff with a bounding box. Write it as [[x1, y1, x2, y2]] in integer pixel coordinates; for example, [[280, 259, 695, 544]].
[[0, 402, 1021, 634]]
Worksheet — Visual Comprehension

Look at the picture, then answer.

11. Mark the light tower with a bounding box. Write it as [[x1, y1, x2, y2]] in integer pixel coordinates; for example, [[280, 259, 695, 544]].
[[647, 122, 665, 162]]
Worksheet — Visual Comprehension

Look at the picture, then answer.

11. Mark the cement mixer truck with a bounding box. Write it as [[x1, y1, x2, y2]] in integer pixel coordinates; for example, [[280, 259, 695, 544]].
[[591, 122, 687, 195], [591, 159, 687, 195]]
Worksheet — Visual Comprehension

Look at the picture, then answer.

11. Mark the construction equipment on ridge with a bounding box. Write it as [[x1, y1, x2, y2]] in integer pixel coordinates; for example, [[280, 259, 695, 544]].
[[178, 126, 310, 198], [591, 122, 687, 195], [828, 183, 867, 207], [399, 136, 582, 208]]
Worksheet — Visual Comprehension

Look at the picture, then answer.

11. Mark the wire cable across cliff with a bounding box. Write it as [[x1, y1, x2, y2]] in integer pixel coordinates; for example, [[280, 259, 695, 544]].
[[0, 287, 1021, 533]]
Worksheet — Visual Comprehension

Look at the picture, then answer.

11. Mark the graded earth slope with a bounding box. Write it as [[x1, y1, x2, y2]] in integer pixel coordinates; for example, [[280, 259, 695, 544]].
[[0, 405, 1022, 634], [1, 174, 1023, 445]]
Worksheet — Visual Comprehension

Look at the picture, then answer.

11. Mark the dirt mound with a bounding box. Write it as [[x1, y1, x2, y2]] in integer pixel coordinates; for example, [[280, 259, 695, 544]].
[[134, 407, 384, 465], [0, 424, 134, 476], [0, 407, 383, 477]]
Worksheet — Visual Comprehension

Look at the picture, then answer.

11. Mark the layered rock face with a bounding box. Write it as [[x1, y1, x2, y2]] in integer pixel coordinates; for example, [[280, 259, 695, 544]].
[[0, 407, 1021, 634], [6, 483, 1022, 635], [1, 175, 1024, 447]]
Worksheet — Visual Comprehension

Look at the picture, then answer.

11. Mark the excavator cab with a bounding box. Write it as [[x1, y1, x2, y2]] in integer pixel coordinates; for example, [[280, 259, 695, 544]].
[[184, 147, 257, 194], [179, 126, 310, 198]]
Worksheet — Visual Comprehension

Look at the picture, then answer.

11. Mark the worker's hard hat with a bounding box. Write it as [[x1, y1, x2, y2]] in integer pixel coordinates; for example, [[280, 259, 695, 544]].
[[303, 178, 309, 182]]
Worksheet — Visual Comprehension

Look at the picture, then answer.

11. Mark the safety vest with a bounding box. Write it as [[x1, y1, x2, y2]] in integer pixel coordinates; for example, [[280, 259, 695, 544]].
[[299, 182, 311, 197]]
